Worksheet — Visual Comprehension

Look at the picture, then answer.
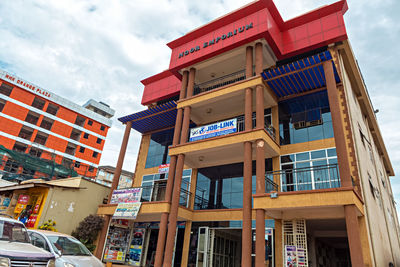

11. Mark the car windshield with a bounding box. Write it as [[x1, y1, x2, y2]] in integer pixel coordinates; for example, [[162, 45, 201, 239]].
[[47, 236, 91, 256], [0, 220, 30, 243]]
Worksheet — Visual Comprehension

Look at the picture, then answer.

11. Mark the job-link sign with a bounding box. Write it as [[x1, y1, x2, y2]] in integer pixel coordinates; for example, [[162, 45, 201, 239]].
[[178, 23, 254, 59], [189, 118, 237, 142]]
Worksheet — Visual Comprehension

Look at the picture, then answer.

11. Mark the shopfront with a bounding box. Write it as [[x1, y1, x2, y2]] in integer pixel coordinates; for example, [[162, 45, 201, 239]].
[[0, 185, 48, 228]]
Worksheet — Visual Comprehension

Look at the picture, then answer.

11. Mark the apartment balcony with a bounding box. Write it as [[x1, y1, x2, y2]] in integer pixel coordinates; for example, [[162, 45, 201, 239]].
[[253, 164, 364, 220], [177, 73, 277, 126], [169, 113, 280, 168]]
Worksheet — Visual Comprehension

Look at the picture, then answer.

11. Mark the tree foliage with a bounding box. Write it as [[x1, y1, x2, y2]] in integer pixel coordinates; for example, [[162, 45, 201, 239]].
[[71, 214, 104, 252]]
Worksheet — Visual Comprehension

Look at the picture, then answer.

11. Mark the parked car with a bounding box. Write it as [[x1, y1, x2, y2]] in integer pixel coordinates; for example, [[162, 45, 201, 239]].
[[28, 230, 103, 267], [0, 214, 55, 266]]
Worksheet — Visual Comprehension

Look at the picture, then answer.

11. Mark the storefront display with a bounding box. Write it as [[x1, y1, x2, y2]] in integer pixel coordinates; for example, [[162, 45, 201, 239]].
[[126, 228, 146, 266], [103, 219, 131, 263]]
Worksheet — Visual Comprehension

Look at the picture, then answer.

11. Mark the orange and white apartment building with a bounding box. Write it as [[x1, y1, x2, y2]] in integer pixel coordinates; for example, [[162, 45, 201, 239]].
[[0, 69, 114, 179]]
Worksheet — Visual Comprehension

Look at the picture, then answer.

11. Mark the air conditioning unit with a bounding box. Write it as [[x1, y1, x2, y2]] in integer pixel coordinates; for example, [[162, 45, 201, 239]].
[[306, 119, 323, 127], [293, 121, 306, 129]]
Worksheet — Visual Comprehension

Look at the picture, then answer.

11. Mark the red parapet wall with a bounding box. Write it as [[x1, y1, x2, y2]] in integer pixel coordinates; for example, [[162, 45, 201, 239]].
[[141, 0, 348, 105]]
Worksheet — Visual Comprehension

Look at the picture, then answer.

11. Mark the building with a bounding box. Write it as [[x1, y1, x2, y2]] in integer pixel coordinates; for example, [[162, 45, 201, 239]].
[[0, 177, 109, 234], [96, 165, 134, 189], [0, 69, 115, 180], [95, 0, 400, 266]]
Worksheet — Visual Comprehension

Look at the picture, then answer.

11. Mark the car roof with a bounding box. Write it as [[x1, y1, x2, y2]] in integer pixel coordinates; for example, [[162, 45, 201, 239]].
[[0, 215, 24, 225], [28, 229, 72, 238]]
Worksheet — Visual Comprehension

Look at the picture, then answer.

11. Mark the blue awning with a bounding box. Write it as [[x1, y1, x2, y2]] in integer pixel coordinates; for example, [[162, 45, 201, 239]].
[[118, 101, 177, 133], [261, 51, 340, 98]]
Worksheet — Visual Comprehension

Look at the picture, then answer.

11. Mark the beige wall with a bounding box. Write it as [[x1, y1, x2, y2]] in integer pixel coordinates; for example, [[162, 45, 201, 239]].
[[38, 179, 109, 235], [339, 52, 400, 266]]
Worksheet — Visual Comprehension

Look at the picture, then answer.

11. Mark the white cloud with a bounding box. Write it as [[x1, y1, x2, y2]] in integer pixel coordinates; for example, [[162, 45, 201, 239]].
[[1, 0, 400, 217]]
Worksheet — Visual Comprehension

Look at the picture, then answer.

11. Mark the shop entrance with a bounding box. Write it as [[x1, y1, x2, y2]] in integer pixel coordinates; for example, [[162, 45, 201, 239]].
[[306, 219, 351, 267], [196, 227, 274, 267]]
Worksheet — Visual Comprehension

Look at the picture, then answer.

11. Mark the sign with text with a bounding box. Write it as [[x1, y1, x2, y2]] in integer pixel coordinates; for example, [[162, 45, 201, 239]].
[[113, 203, 142, 220], [189, 118, 237, 142], [110, 188, 142, 204], [158, 164, 170, 174]]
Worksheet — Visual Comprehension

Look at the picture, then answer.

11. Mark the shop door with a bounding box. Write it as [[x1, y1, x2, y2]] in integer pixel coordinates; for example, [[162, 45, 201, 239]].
[[196, 227, 211, 267]]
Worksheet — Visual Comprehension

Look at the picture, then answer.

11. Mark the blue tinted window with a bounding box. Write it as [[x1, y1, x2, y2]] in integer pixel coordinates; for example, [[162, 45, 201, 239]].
[[296, 152, 309, 161], [311, 150, 326, 159], [327, 148, 337, 157], [145, 129, 173, 168], [279, 90, 333, 145]]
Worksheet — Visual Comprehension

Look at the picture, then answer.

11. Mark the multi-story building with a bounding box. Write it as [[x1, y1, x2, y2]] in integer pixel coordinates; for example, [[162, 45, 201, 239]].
[[96, 165, 134, 189], [96, 0, 400, 266], [0, 69, 114, 180]]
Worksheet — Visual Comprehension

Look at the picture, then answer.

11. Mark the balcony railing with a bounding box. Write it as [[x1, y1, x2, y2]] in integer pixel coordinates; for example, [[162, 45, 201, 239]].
[[194, 69, 246, 95], [189, 114, 276, 143], [140, 180, 192, 208], [266, 164, 340, 192]]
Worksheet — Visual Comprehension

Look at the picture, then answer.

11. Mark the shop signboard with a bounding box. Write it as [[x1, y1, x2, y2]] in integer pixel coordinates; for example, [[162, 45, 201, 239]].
[[14, 195, 30, 214], [285, 245, 297, 267], [113, 203, 142, 220], [158, 164, 169, 174], [189, 118, 237, 142], [110, 188, 142, 204]]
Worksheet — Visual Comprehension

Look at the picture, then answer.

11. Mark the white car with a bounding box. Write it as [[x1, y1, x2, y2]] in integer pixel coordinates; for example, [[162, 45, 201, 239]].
[[0, 215, 55, 266], [28, 229, 103, 267]]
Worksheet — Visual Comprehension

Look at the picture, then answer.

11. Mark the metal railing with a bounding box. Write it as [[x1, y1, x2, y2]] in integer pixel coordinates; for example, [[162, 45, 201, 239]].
[[189, 113, 276, 142], [194, 69, 246, 95], [140, 180, 192, 208], [265, 177, 279, 193], [266, 164, 340, 192]]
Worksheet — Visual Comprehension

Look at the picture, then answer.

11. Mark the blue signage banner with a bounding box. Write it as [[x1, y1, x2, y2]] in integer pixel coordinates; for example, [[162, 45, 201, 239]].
[[189, 118, 237, 142]]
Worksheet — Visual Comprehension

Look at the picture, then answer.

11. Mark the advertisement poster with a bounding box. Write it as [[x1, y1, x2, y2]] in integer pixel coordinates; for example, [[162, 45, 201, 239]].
[[104, 249, 125, 261], [158, 164, 170, 174], [33, 195, 43, 214], [14, 195, 30, 214], [285, 245, 297, 267], [113, 203, 142, 219], [110, 188, 142, 204], [189, 118, 237, 142], [128, 228, 146, 266], [297, 247, 306, 266]]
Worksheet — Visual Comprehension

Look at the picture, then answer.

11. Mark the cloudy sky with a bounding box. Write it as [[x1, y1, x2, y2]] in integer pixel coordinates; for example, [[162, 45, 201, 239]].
[[0, 0, 399, 213]]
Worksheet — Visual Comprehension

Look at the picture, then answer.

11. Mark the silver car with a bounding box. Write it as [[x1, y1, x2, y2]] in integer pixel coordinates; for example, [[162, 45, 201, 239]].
[[28, 230, 103, 267]]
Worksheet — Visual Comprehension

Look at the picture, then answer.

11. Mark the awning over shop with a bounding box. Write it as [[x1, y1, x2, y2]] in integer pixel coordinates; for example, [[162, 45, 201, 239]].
[[261, 51, 341, 98], [118, 101, 177, 133]]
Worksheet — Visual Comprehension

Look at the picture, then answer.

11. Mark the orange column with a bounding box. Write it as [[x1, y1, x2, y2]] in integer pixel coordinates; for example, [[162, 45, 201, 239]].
[[242, 45, 253, 267], [323, 61, 352, 187], [254, 41, 265, 267], [107, 120, 132, 203], [154, 71, 188, 267], [344, 205, 365, 267]]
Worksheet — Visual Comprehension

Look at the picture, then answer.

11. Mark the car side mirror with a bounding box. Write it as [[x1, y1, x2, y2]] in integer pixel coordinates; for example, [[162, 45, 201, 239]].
[[56, 250, 62, 257]]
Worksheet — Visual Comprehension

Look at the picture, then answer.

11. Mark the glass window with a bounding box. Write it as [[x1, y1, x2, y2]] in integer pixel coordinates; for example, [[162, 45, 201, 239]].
[[145, 129, 174, 168], [0, 221, 29, 243], [195, 160, 272, 210], [279, 90, 333, 145], [47, 235, 91, 256], [280, 148, 339, 192], [30, 233, 49, 251]]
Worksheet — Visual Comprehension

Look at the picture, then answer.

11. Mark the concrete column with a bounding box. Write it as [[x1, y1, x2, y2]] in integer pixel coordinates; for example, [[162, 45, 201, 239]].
[[180, 220, 193, 267], [180, 107, 191, 144], [246, 46, 253, 78], [163, 153, 185, 267], [108, 120, 132, 203], [154, 156, 177, 267], [242, 141, 252, 267], [323, 61, 352, 187], [154, 72, 187, 267], [275, 219, 283, 267], [186, 68, 196, 98], [255, 141, 265, 267], [179, 71, 189, 99], [94, 215, 111, 259], [344, 205, 365, 267], [271, 105, 279, 141]]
